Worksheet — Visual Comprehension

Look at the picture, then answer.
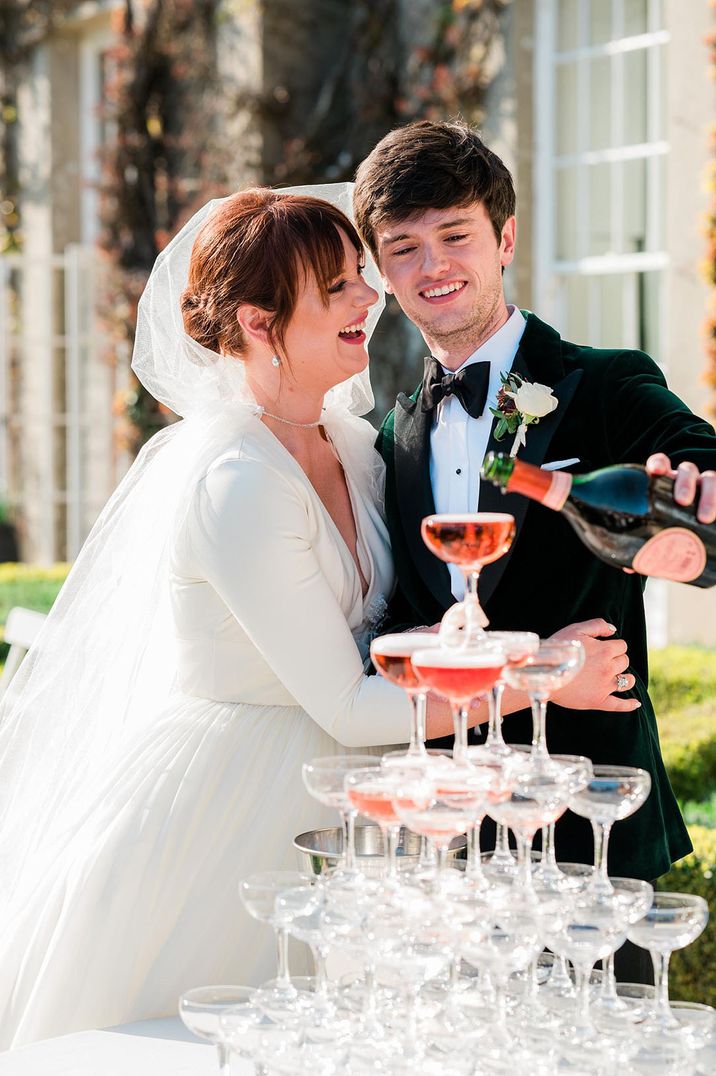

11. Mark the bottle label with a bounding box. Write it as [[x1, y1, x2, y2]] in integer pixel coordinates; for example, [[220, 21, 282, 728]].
[[543, 471, 573, 511], [631, 527, 707, 582]]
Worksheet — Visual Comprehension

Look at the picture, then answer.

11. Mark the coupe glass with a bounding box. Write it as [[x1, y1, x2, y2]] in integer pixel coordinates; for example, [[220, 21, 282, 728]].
[[501, 639, 585, 762], [420, 512, 515, 645], [591, 877, 654, 1016], [344, 767, 405, 885], [218, 993, 276, 1076], [411, 643, 506, 763], [545, 895, 629, 1047], [520, 751, 593, 891], [302, 754, 380, 882], [276, 886, 333, 1009], [627, 893, 709, 1031], [482, 630, 539, 757], [568, 765, 652, 897], [376, 927, 453, 1060], [479, 630, 538, 875], [179, 985, 258, 1074], [239, 870, 314, 1004], [370, 632, 441, 758], [487, 762, 572, 900], [393, 781, 470, 894], [321, 895, 408, 1041], [437, 749, 513, 891], [461, 908, 541, 1058]]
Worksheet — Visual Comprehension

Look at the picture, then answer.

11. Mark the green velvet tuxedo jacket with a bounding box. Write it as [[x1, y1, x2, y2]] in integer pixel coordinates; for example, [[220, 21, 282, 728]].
[[376, 312, 716, 881]]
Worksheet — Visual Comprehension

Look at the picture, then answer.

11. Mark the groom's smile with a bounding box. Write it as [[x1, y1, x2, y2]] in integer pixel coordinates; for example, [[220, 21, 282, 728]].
[[419, 280, 467, 303]]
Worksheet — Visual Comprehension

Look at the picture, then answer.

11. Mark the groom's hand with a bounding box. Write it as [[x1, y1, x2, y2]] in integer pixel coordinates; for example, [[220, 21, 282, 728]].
[[646, 453, 716, 524], [548, 618, 640, 713]]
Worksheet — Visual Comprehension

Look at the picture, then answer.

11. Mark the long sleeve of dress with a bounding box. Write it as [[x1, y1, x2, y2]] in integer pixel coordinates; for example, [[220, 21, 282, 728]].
[[183, 452, 413, 748]]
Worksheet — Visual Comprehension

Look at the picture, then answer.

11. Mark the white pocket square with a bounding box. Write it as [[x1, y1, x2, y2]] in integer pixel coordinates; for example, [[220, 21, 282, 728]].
[[541, 458, 580, 471]]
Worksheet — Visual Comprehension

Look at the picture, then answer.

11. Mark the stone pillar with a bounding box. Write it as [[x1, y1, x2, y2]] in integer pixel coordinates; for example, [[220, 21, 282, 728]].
[[16, 42, 57, 561]]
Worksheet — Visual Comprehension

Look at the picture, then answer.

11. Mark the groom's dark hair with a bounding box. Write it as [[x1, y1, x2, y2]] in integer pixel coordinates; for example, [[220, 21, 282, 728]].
[[354, 120, 515, 260]]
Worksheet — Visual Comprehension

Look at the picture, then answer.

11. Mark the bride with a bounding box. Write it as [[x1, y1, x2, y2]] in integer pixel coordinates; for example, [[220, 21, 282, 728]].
[[0, 184, 461, 1049]]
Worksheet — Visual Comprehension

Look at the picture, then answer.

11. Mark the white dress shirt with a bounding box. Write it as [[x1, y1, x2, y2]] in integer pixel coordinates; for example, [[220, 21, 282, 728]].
[[429, 305, 527, 599]]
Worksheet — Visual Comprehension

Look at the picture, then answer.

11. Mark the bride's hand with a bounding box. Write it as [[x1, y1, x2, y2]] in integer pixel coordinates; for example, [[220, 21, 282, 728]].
[[548, 618, 640, 713]]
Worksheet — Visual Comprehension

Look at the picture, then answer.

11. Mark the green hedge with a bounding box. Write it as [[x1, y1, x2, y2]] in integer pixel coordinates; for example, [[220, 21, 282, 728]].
[[659, 826, 716, 1005], [0, 563, 69, 623], [649, 649, 716, 805], [649, 647, 716, 714]]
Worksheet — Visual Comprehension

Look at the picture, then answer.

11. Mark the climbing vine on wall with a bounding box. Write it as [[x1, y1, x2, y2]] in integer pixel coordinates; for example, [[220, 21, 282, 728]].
[[0, 1, 78, 253], [99, 0, 228, 452], [397, 0, 511, 125]]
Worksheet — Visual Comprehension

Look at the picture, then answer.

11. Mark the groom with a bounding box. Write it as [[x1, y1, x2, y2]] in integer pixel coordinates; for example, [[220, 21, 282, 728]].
[[353, 121, 716, 890]]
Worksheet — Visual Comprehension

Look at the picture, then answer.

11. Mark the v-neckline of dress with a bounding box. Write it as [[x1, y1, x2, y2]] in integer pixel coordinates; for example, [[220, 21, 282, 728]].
[[254, 418, 374, 606]]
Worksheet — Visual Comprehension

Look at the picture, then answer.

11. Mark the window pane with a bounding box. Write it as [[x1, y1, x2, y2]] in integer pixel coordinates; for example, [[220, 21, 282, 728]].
[[556, 63, 579, 155], [588, 0, 612, 45], [562, 275, 590, 343], [599, 274, 626, 349], [622, 158, 647, 255], [558, 0, 580, 51], [588, 163, 612, 255], [623, 49, 648, 144], [648, 0, 664, 32], [645, 153, 666, 251], [624, 0, 649, 36], [639, 270, 661, 358], [656, 42, 667, 140], [589, 57, 612, 150], [556, 167, 579, 260]]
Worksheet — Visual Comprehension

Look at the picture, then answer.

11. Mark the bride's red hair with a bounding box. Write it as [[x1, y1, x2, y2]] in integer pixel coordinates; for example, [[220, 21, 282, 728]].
[[181, 188, 364, 359]]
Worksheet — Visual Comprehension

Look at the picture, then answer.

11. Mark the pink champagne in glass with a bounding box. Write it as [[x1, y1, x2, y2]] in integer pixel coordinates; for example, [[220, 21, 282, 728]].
[[411, 647, 506, 763], [421, 513, 515, 644], [370, 632, 440, 758]]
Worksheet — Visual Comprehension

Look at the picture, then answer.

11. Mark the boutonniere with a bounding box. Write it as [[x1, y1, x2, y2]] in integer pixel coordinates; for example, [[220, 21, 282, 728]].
[[489, 372, 559, 457]]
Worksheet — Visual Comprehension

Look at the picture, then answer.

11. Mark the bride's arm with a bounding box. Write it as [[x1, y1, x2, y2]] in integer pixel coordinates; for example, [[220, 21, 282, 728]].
[[185, 455, 413, 747]]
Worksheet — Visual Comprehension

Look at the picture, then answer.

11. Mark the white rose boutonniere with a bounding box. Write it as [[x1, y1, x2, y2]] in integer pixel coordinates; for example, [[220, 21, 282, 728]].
[[489, 372, 558, 457]]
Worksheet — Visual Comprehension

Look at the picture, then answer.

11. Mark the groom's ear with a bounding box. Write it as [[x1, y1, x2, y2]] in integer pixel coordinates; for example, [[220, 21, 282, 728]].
[[500, 216, 516, 268], [236, 304, 273, 346], [380, 272, 394, 296]]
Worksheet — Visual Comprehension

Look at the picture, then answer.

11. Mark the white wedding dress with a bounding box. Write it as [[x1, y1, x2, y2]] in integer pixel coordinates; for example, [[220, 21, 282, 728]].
[[0, 414, 411, 1050]]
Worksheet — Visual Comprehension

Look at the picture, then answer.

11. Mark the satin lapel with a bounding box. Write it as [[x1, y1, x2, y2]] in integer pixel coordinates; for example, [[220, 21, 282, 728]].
[[478, 350, 584, 606], [393, 392, 454, 610]]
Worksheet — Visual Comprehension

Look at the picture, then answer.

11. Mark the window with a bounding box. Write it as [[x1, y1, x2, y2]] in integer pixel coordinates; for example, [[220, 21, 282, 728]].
[[534, 0, 668, 356]]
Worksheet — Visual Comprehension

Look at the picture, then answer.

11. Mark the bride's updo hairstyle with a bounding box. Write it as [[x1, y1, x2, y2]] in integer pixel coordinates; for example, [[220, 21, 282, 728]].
[[181, 187, 364, 360]]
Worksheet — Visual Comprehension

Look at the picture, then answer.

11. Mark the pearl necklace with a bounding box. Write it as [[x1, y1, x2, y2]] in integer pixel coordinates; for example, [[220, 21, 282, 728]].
[[257, 405, 325, 429]]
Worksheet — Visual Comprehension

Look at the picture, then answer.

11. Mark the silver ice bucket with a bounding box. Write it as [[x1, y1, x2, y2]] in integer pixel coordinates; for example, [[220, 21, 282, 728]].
[[294, 825, 466, 878]]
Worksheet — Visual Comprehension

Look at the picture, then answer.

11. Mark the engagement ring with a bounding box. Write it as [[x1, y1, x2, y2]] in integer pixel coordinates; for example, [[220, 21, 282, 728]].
[[615, 673, 630, 691]]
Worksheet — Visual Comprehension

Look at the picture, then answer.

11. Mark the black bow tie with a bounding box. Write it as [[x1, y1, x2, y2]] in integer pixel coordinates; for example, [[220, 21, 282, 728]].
[[421, 358, 491, 419]]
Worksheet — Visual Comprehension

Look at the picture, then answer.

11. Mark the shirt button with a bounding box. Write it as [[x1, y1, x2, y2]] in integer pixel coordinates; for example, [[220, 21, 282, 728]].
[[456, 468, 462, 475]]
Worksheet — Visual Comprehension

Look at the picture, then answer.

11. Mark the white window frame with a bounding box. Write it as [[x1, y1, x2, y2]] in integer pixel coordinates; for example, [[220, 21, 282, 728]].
[[79, 21, 114, 244], [534, 0, 669, 353]]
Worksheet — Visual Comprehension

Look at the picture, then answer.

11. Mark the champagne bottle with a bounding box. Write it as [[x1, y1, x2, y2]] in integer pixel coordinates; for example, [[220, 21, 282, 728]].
[[481, 452, 716, 587]]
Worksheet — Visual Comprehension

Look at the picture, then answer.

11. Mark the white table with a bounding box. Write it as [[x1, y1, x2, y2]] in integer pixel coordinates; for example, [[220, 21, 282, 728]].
[[0, 1016, 254, 1075]]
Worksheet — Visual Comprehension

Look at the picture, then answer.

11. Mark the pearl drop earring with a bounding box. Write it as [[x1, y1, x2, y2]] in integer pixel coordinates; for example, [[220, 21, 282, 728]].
[[271, 355, 281, 367]]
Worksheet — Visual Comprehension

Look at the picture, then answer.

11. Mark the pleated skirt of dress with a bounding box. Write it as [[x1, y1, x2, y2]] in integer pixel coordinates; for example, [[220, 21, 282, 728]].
[[0, 694, 344, 1050]]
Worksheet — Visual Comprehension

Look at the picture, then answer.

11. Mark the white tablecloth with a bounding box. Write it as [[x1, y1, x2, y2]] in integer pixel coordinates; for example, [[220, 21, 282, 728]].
[[0, 1016, 254, 1075]]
